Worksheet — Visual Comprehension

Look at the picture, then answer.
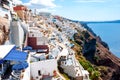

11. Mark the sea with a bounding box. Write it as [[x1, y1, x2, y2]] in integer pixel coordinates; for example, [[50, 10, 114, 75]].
[[87, 23, 120, 58]]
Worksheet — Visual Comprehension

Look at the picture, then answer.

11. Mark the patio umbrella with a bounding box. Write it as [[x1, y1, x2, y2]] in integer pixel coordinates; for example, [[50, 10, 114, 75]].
[[12, 61, 28, 70], [22, 46, 32, 50]]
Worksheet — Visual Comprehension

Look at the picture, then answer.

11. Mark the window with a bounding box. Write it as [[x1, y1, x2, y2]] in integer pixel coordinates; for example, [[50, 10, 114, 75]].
[[38, 70, 41, 76], [76, 69, 78, 72], [85, 74, 88, 79], [4, 14, 8, 19], [61, 61, 64, 64], [0, 64, 2, 69], [32, 34, 34, 37], [65, 62, 66, 64], [64, 56, 66, 59]]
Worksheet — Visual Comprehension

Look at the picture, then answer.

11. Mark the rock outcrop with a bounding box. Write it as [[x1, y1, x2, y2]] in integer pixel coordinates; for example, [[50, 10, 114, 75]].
[[0, 17, 10, 44], [96, 36, 109, 50], [0, 29, 4, 44], [74, 25, 120, 80]]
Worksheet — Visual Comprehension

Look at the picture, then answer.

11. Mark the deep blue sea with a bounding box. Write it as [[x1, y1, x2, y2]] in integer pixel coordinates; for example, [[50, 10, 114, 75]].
[[88, 23, 120, 58]]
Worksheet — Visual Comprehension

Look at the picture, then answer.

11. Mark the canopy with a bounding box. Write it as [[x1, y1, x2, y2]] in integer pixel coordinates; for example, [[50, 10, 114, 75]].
[[3, 49, 28, 61], [0, 45, 15, 64], [0, 59, 4, 64], [12, 61, 28, 70], [0, 45, 15, 59], [23, 46, 32, 50]]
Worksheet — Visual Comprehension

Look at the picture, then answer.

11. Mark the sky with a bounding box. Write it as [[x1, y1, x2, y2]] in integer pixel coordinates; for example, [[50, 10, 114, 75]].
[[13, 0, 120, 21]]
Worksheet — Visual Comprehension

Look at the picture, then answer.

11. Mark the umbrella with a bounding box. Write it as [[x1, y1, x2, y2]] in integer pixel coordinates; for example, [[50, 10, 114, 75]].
[[22, 46, 32, 50], [12, 61, 28, 70]]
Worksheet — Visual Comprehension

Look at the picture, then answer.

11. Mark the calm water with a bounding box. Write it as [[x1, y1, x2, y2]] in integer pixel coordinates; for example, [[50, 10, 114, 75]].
[[88, 23, 120, 58]]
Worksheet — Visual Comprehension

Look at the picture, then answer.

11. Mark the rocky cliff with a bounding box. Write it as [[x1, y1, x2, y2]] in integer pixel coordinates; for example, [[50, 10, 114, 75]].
[[1, 13, 119, 80], [51, 16, 120, 80], [73, 23, 120, 80], [0, 17, 10, 44]]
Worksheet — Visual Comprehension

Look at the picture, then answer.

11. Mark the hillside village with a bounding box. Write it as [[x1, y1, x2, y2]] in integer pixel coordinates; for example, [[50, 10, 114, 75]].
[[1, 0, 120, 80], [0, 0, 90, 80]]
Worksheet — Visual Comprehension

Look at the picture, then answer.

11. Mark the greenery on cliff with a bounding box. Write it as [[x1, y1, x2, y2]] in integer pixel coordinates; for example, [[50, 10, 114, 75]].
[[69, 24, 120, 80], [70, 33, 101, 80]]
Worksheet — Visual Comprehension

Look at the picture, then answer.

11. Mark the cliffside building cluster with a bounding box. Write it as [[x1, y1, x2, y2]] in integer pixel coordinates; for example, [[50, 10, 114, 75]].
[[0, 1, 89, 80]]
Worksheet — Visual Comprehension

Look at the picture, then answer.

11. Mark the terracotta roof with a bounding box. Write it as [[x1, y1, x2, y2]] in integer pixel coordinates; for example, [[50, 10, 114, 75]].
[[13, 5, 28, 11]]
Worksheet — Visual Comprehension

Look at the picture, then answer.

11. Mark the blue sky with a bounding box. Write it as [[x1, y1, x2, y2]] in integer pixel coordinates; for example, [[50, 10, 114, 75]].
[[14, 0, 120, 21]]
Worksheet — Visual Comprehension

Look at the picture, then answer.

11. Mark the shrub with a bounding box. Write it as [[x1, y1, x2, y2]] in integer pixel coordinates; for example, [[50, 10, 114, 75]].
[[91, 70, 101, 80]]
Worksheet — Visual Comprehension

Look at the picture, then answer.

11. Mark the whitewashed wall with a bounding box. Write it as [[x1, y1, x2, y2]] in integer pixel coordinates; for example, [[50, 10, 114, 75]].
[[30, 59, 57, 80], [10, 21, 24, 47]]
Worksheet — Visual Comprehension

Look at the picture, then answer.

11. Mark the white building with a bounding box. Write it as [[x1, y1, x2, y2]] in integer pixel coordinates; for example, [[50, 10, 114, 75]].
[[10, 21, 25, 48], [39, 12, 51, 18], [30, 59, 57, 80], [28, 30, 48, 45], [59, 49, 90, 80]]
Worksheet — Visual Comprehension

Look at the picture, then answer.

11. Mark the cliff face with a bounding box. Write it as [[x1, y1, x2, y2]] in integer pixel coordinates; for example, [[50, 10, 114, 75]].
[[0, 29, 4, 44], [0, 17, 10, 44], [74, 25, 120, 80]]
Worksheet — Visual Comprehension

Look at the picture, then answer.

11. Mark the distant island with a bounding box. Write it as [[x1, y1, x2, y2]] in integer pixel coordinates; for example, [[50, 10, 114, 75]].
[[72, 20, 120, 24], [80, 20, 120, 24]]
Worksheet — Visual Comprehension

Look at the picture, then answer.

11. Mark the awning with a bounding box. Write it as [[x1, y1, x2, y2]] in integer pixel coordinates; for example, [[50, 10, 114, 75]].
[[0, 59, 4, 64], [22, 46, 32, 50], [12, 61, 28, 70], [0, 45, 15, 64], [3, 49, 28, 61], [0, 45, 15, 59]]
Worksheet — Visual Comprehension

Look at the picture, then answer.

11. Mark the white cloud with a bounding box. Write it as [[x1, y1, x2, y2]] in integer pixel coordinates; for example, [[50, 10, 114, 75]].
[[13, 0, 60, 13], [13, 0, 23, 4], [75, 0, 106, 3], [23, 0, 58, 13], [25, 0, 56, 8]]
